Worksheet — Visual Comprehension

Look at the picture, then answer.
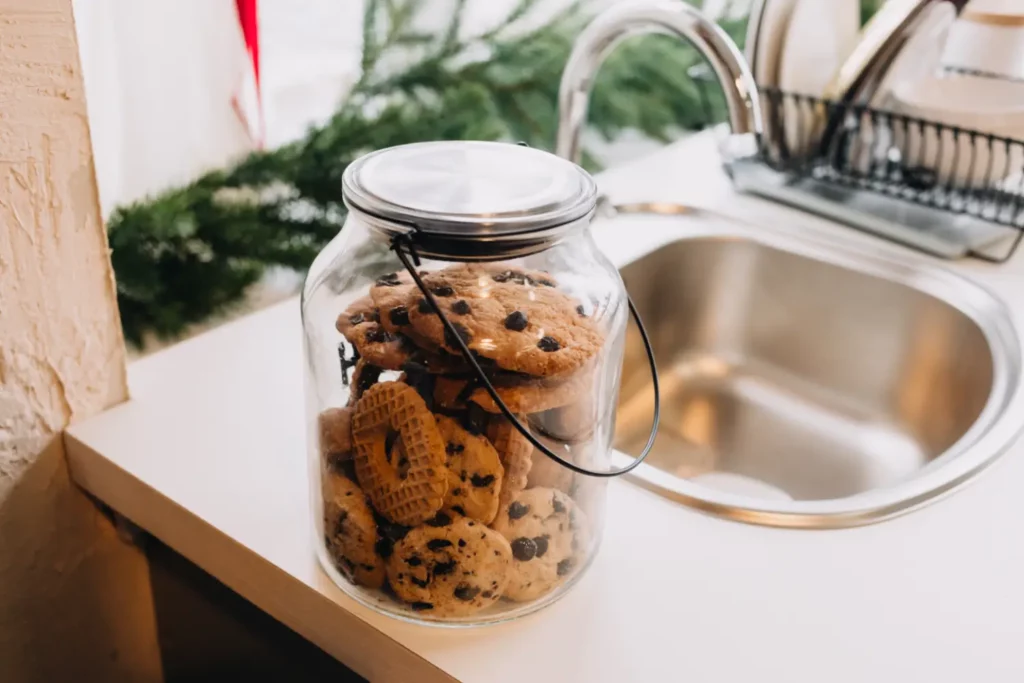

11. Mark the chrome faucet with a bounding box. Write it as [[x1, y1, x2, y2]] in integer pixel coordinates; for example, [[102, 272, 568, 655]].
[[555, 0, 763, 165]]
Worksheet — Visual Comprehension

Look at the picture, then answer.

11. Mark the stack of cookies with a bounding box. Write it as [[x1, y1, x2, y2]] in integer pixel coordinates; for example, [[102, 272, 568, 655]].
[[317, 263, 606, 618]]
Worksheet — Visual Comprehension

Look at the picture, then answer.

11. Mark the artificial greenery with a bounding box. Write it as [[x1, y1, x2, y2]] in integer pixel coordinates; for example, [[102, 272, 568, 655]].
[[108, 0, 747, 346]]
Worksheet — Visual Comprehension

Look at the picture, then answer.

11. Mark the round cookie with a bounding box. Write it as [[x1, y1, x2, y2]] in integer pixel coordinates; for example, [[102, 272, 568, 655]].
[[322, 472, 386, 588], [433, 369, 587, 414], [351, 381, 448, 526], [436, 415, 504, 524], [486, 417, 533, 510], [405, 264, 602, 377], [492, 488, 590, 602], [387, 513, 512, 617], [319, 407, 354, 472]]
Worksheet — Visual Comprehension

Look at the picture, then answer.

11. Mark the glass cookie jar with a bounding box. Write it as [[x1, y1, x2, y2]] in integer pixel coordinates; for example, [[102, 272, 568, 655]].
[[303, 141, 658, 625]]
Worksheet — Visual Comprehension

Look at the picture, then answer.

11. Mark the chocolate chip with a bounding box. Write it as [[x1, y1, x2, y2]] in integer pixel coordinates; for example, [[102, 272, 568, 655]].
[[444, 322, 472, 348], [465, 404, 488, 435], [452, 487, 463, 496], [450, 300, 471, 315], [454, 584, 481, 601], [410, 601, 434, 611], [427, 539, 453, 551], [374, 538, 394, 559], [406, 555, 423, 567], [417, 297, 432, 314], [470, 474, 496, 488], [361, 563, 376, 572], [365, 325, 396, 344], [552, 494, 566, 514], [481, 590, 494, 599], [433, 560, 457, 576], [373, 511, 410, 542], [431, 285, 455, 297], [538, 278, 556, 287], [388, 306, 410, 326], [451, 505, 466, 516], [508, 501, 529, 520], [458, 539, 467, 548], [576, 304, 587, 317], [504, 311, 528, 331], [337, 556, 356, 577], [425, 511, 451, 528], [411, 576, 430, 588], [537, 336, 560, 352], [375, 273, 402, 287], [557, 559, 574, 576], [332, 510, 349, 536], [446, 442, 465, 456], [511, 537, 538, 561], [533, 535, 550, 558], [355, 364, 382, 395]]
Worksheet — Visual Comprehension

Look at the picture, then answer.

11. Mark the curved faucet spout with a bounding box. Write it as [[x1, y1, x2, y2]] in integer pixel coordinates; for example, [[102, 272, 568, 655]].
[[555, 1, 763, 164]]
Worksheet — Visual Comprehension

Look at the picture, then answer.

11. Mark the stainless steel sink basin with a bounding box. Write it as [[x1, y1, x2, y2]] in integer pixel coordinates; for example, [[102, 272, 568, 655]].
[[613, 213, 1023, 527]]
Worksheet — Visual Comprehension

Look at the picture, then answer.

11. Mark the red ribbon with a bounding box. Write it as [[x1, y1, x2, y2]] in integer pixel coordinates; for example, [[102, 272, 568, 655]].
[[233, 0, 264, 146]]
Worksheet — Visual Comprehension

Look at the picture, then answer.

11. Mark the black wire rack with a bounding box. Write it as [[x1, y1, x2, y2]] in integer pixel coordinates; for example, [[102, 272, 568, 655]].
[[726, 88, 1024, 263]]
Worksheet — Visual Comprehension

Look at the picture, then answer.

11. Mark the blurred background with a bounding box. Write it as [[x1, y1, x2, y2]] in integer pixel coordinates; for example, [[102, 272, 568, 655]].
[[69, 0, 755, 351]]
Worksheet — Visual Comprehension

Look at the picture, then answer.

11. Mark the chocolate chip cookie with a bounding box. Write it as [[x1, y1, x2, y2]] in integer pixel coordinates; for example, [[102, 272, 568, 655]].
[[322, 472, 386, 588], [436, 415, 504, 524], [387, 513, 512, 617], [351, 381, 448, 526], [405, 264, 602, 377], [492, 488, 589, 602]]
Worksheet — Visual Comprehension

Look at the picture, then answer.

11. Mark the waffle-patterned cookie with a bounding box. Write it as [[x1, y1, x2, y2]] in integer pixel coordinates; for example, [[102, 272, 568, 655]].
[[486, 416, 533, 510], [352, 382, 448, 526]]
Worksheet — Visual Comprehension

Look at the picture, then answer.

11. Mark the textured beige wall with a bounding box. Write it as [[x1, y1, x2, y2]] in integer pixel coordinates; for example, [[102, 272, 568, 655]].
[[0, 0, 162, 680]]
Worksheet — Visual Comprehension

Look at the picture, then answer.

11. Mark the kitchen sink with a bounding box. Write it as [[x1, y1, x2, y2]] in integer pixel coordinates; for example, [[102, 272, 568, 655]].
[[612, 213, 1023, 527]]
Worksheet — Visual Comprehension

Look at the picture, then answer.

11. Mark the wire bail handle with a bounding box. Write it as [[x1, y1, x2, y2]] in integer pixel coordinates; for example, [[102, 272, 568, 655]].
[[390, 233, 661, 478]]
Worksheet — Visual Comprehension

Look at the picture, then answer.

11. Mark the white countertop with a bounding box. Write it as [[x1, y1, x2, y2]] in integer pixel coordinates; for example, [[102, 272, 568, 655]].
[[66, 134, 1024, 683]]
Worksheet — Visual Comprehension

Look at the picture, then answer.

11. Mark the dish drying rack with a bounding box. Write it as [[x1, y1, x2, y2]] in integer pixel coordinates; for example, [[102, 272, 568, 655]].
[[720, 88, 1024, 262]]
